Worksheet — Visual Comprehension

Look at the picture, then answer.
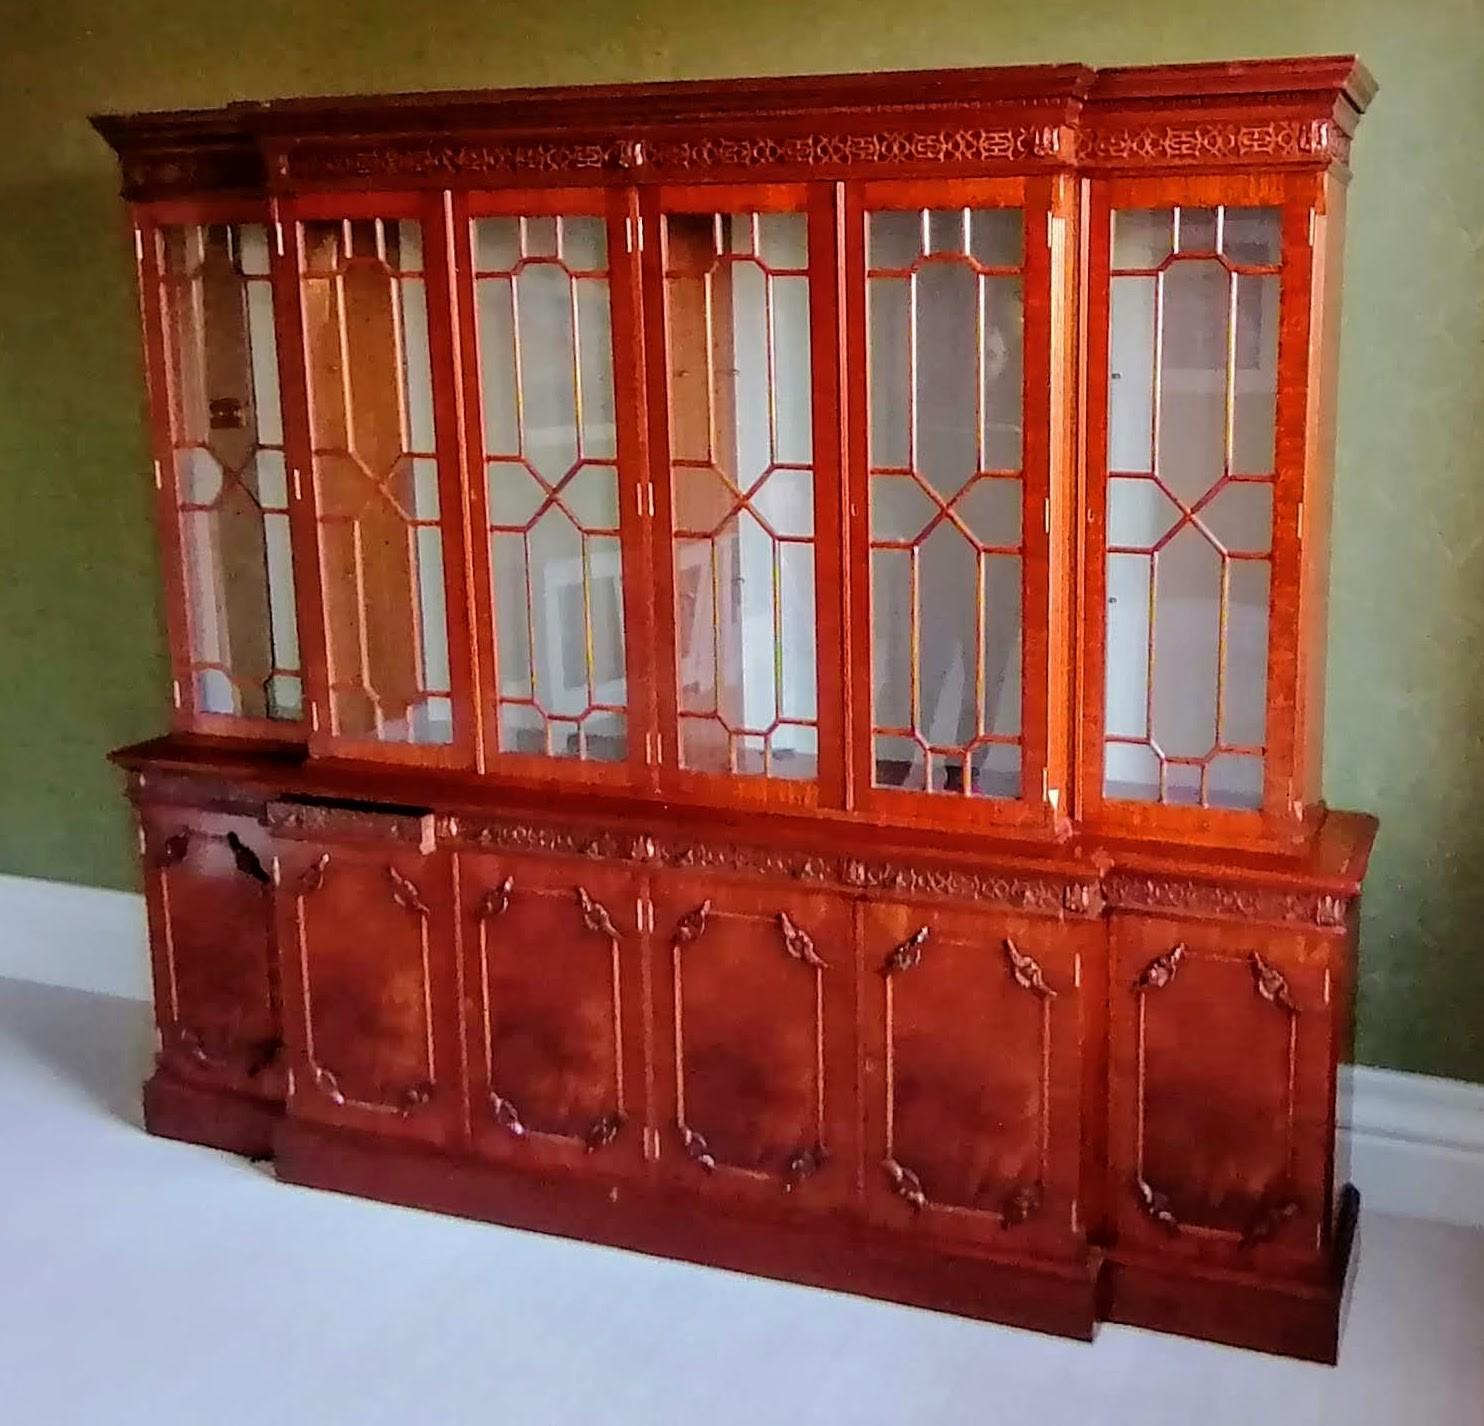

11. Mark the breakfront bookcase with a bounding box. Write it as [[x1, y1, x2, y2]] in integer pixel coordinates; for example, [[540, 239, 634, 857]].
[[95, 54, 1378, 1362]]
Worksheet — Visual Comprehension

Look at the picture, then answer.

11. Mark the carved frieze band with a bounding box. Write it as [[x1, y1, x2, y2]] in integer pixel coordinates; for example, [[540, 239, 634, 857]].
[[1082, 118, 1348, 168], [441, 816, 1102, 919], [267, 800, 435, 851], [1103, 872, 1348, 930], [280, 124, 1069, 185]]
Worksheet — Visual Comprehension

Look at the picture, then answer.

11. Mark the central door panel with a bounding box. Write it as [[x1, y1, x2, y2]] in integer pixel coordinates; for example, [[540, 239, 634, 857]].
[[651, 874, 854, 1210]]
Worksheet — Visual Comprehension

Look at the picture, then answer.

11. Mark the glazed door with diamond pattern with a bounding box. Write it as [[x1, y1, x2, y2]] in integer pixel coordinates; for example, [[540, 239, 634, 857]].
[[862, 899, 1088, 1254], [279, 192, 477, 767], [1083, 174, 1315, 838], [642, 184, 845, 809], [1108, 913, 1336, 1271], [649, 873, 854, 1211], [456, 850, 648, 1179]]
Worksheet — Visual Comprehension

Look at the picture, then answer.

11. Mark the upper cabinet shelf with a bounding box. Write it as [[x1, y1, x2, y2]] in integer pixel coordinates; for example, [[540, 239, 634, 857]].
[[96, 56, 1373, 851]]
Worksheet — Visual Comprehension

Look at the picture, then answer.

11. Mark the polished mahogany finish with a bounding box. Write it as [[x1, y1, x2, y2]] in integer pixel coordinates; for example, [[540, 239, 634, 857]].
[[98, 54, 1376, 1364]]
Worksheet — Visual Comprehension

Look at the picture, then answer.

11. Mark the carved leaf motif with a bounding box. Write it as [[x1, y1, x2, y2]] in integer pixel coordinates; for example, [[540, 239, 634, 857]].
[[1250, 952, 1298, 1013], [490, 1093, 526, 1137], [783, 1142, 828, 1192], [576, 886, 619, 940], [681, 1125, 716, 1172], [1000, 1181, 1044, 1227], [778, 911, 828, 969], [387, 865, 430, 918], [883, 1157, 928, 1212], [1241, 1193, 1301, 1249], [882, 926, 930, 977], [226, 831, 271, 885], [158, 833, 190, 868], [584, 1111, 625, 1153], [1133, 943, 1185, 993], [314, 1065, 345, 1105], [298, 852, 331, 897], [397, 1082, 433, 1115], [675, 900, 711, 947], [1135, 1177, 1181, 1235], [1003, 939, 1057, 999], [476, 875, 515, 921]]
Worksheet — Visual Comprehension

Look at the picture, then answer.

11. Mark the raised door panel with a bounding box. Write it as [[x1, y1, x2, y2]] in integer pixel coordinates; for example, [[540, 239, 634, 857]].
[[651, 874, 853, 1209], [861, 900, 1088, 1253], [457, 851, 646, 1175], [1109, 913, 1335, 1270], [141, 807, 282, 1099], [277, 840, 459, 1146]]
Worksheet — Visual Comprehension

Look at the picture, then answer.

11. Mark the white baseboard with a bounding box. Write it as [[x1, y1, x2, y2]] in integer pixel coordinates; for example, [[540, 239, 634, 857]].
[[0, 873, 1478, 1228], [0, 873, 151, 1003]]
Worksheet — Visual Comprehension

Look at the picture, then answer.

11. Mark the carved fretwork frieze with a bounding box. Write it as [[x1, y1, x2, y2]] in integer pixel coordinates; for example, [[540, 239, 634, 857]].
[[267, 800, 435, 851], [1105, 873, 1351, 930], [119, 145, 263, 200], [1083, 118, 1347, 169], [280, 124, 1070, 187]]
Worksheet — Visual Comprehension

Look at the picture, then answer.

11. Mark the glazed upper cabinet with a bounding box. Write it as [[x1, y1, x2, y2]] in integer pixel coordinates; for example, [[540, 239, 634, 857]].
[[106, 56, 1372, 847]]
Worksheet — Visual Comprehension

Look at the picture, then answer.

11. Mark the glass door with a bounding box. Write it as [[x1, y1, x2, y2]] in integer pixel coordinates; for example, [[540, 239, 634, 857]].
[[136, 199, 305, 737], [278, 191, 476, 768], [454, 187, 653, 784], [844, 178, 1059, 831], [1082, 174, 1307, 837], [641, 184, 844, 809]]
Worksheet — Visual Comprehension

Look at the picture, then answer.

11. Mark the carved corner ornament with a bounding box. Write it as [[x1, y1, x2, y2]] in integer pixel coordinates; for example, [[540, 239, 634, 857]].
[[883, 1157, 928, 1212], [584, 1111, 625, 1153], [576, 886, 619, 940], [476, 875, 515, 922], [1000, 1181, 1044, 1228], [1241, 1191, 1302, 1249], [1135, 1177, 1181, 1235], [680, 1124, 717, 1172], [397, 1082, 434, 1116], [784, 1142, 828, 1192], [1133, 943, 1185, 993], [298, 851, 331, 897], [779, 911, 828, 969], [490, 1092, 526, 1138], [313, 1064, 345, 1105], [225, 830, 271, 885], [387, 865, 430, 918], [882, 926, 930, 977], [157, 832, 190, 868], [1003, 939, 1058, 999], [674, 900, 711, 947], [1250, 951, 1299, 1013]]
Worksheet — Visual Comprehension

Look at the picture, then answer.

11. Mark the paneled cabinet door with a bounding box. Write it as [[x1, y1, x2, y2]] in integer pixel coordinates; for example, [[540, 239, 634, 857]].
[[650, 875, 854, 1209], [861, 901, 1088, 1252], [1109, 914, 1335, 1270], [276, 839, 460, 1147], [140, 806, 282, 1099], [457, 851, 647, 1175]]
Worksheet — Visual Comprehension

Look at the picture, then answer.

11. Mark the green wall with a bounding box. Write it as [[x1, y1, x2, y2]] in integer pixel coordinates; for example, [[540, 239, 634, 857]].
[[2, 1, 1481, 1081]]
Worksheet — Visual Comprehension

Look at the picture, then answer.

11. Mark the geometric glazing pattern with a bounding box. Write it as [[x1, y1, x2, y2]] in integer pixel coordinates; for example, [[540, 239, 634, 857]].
[[159, 223, 300, 721], [472, 214, 626, 762], [664, 211, 818, 780], [1103, 206, 1282, 809], [299, 217, 452, 746], [866, 207, 1025, 798]]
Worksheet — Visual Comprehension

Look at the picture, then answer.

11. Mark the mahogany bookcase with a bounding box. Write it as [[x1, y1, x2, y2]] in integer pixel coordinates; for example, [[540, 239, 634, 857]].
[[94, 54, 1378, 1362]]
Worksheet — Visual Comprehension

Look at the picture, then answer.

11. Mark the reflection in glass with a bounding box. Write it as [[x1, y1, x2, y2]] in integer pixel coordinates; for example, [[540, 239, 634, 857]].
[[159, 223, 300, 721], [664, 210, 817, 780], [472, 214, 626, 762], [300, 217, 452, 744], [1103, 205, 1281, 808], [865, 206, 1024, 798]]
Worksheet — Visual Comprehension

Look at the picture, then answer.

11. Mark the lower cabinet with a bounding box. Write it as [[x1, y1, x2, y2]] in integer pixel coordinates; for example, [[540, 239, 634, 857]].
[[649, 873, 855, 1210], [456, 850, 647, 1177], [139, 805, 282, 1101], [275, 834, 461, 1148], [860, 899, 1091, 1255], [1108, 913, 1337, 1270]]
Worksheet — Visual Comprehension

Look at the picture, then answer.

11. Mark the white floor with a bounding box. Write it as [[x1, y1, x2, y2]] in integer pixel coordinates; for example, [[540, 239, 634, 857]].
[[1, 978, 1480, 1426]]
